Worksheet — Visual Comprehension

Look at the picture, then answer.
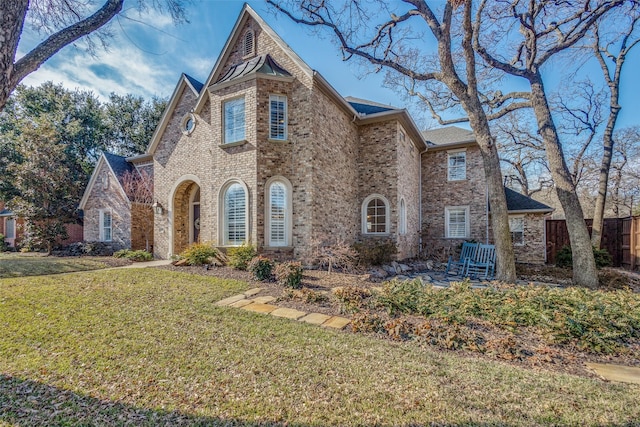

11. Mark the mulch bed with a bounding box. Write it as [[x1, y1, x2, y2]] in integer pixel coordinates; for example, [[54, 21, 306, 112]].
[[157, 263, 640, 380]]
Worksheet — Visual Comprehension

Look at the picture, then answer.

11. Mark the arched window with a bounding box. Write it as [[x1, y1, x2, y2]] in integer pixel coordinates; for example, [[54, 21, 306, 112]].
[[265, 177, 292, 247], [243, 30, 255, 57], [221, 182, 248, 246], [399, 198, 407, 235], [362, 194, 390, 235]]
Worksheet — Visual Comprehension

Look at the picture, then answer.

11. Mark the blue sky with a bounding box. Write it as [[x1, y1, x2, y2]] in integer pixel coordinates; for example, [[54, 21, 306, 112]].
[[18, 0, 640, 130]]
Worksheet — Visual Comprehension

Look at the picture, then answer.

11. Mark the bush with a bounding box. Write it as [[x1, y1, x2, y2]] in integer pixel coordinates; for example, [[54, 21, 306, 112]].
[[333, 286, 372, 313], [248, 255, 275, 281], [353, 240, 397, 266], [227, 243, 257, 270], [113, 249, 153, 262], [375, 279, 428, 315], [555, 245, 612, 269], [274, 261, 304, 288], [0, 234, 7, 252], [179, 242, 223, 266]]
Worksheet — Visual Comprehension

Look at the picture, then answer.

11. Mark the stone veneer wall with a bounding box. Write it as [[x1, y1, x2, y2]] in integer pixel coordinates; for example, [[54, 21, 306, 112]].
[[421, 144, 489, 259], [489, 213, 547, 265], [83, 160, 131, 250]]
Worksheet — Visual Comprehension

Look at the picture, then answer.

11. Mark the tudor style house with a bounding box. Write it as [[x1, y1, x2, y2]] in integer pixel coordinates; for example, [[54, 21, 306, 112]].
[[80, 4, 552, 264]]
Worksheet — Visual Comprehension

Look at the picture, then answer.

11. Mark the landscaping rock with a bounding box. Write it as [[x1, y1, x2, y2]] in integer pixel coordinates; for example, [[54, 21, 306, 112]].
[[368, 267, 388, 281], [399, 263, 412, 272], [382, 264, 396, 275]]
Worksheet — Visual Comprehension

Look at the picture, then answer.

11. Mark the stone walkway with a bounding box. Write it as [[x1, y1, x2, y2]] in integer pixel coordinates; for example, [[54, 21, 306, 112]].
[[215, 287, 351, 329]]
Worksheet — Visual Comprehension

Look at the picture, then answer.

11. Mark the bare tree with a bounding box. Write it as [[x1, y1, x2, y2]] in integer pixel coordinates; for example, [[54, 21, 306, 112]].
[[122, 169, 153, 252], [0, 0, 189, 112], [269, 0, 521, 282], [474, 0, 625, 288], [589, 10, 640, 247]]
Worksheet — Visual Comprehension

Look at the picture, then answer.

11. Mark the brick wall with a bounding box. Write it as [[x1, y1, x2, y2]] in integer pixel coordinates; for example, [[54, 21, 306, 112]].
[[421, 144, 489, 259], [131, 203, 154, 252], [396, 125, 421, 259], [83, 160, 131, 250]]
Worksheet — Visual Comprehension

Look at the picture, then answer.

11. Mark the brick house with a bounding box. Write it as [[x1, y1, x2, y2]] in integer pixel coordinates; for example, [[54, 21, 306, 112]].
[[80, 4, 552, 264]]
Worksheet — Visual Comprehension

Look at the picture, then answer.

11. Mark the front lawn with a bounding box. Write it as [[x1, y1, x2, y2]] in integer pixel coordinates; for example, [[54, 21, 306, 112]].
[[0, 269, 638, 426], [0, 252, 127, 278]]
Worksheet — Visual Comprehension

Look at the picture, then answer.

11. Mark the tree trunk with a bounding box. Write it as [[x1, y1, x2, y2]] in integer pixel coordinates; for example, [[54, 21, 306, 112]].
[[591, 92, 621, 248], [529, 75, 598, 288], [465, 104, 517, 283]]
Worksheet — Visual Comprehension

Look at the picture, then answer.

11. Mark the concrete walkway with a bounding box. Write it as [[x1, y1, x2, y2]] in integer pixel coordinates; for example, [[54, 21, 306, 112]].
[[116, 259, 173, 269], [216, 287, 351, 330]]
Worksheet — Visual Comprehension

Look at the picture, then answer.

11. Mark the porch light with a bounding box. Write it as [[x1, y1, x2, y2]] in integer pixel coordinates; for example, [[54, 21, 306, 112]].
[[153, 201, 164, 215]]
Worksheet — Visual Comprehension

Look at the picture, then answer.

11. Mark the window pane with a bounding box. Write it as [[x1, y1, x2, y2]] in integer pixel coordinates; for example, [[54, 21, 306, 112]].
[[269, 95, 287, 140], [366, 198, 387, 233], [509, 217, 524, 245], [102, 212, 112, 242], [225, 183, 246, 245], [224, 98, 245, 143], [270, 182, 286, 245], [447, 208, 467, 238], [5, 218, 15, 239], [448, 152, 466, 181]]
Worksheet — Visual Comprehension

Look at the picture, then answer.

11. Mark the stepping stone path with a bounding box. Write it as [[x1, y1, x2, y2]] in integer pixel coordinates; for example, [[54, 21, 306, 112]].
[[587, 363, 640, 385], [215, 288, 351, 330]]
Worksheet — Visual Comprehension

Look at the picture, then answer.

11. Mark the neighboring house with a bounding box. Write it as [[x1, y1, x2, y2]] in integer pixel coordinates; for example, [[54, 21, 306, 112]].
[[80, 4, 552, 264], [0, 202, 20, 248], [0, 202, 83, 249], [79, 153, 154, 251]]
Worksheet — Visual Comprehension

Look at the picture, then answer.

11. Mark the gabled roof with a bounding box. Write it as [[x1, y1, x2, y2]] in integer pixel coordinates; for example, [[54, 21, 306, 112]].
[[0, 208, 12, 217], [78, 153, 133, 210], [103, 152, 136, 187], [213, 54, 292, 88], [422, 126, 475, 148], [345, 96, 398, 116], [185, 74, 204, 94], [146, 73, 202, 155], [194, 3, 313, 113], [505, 187, 554, 214]]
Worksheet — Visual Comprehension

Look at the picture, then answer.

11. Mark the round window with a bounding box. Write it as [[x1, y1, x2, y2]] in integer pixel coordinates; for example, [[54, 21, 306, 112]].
[[181, 113, 196, 135]]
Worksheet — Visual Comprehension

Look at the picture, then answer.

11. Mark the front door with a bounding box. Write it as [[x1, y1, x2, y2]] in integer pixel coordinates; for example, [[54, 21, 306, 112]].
[[192, 203, 200, 243]]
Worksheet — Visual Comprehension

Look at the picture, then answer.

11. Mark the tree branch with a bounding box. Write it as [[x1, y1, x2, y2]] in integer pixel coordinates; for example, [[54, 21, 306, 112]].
[[13, 0, 124, 88]]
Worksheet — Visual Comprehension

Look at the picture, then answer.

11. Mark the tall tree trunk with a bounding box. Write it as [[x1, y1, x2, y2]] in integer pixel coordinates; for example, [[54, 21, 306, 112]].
[[465, 104, 517, 283], [0, 0, 29, 112], [530, 76, 598, 288]]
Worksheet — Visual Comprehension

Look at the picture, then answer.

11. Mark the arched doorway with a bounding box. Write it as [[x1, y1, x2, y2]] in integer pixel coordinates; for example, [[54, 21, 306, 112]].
[[172, 180, 201, 255]]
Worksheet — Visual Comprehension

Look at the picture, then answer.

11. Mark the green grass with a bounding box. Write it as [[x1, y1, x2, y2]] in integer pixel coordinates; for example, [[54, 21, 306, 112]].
[[0, 269, 638, 426], [0, 252, 111, 278]]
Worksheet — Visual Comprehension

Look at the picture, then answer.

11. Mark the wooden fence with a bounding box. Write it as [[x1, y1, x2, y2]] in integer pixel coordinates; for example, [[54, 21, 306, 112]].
[[546, 217, 639, 270]]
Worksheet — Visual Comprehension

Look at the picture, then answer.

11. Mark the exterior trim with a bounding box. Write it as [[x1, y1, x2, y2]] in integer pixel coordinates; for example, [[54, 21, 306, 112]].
[[361, 194, 391, 235], [265, 176, 293, 247]]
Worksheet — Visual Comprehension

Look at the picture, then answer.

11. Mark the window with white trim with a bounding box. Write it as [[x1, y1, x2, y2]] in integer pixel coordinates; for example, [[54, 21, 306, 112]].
[[509, 216, 525, 245], [224, 97, 245, 144], [100, 210, 112, 242], [269, 182, 286, 245], [362, 195, 390, 234], [445, 206, 469, 238], [269, 95, 287, 140], [243, 30, 255, 57], [448, 150, 466, 181], [5, 218, 15, 239], [223, 183, 247, 245], [399, 198, 407, 235]]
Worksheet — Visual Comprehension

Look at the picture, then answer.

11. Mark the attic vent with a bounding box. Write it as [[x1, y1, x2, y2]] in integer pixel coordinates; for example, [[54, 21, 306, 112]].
[[243, 30, 255, 57]]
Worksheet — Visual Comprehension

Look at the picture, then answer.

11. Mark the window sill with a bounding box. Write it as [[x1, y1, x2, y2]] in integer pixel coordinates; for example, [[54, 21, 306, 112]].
[[263, 246, 294, 250], [362, 233, 390, 237], [268, 138, 289, 143], [220, 140, 248, 148]]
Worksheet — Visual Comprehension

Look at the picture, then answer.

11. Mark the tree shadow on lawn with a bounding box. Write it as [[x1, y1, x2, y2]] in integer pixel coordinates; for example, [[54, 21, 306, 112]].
[[1, 374, 637, 427]]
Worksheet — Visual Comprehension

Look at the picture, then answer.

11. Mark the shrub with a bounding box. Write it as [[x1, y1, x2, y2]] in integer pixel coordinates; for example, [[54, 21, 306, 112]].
[[113, 249, 153, 262], [281, 288, 329, 304], [312, 238, 359, 273], [353, 240, 397, 266], [248, 255, 275, 281], [350, 311, 387, 333], [0, 234, 7, 252], [179, 242, 224, 266], [375, 279, 428, 315], [274, 261, 304, 288], [333, 286, 372, 313], [555, 245, 612, 269], [227, 243, 257, 270]]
